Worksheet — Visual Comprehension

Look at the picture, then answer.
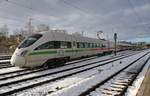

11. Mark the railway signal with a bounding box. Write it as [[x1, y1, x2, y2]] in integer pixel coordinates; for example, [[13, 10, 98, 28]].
[[114, 33, 117, 56]]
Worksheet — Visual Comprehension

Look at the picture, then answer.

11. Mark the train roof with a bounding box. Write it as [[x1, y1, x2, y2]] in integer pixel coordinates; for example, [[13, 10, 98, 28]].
[[38, 31, 107, 44]]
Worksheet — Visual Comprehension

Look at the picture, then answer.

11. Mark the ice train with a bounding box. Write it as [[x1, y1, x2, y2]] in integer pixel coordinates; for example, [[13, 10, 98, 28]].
[[10, 30, 131, 68]]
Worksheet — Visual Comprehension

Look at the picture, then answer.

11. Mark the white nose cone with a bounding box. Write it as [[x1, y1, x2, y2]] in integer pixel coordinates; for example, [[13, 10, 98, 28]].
[[11, 50, 26, 67]]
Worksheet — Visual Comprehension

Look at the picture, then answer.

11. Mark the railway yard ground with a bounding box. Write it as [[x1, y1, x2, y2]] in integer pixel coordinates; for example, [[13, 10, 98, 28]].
[[0, 50, 150, 96]]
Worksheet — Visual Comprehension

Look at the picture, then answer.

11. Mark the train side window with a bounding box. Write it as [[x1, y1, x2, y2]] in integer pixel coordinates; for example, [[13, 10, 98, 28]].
[[96, 43, 98, 48], [73, 41, 76, 47], [85, 43, 88, 48], [61, 41, 67, 48], [34, 41, 54, 50], [82, 43, 85, 48], [60, 41, 72, 48], [77, 42, 85, 48], [92, 43, 95, 48], [90, 43, 93, 48], [94, 43, 97, 48], [88, 43, 90, 48], [54, 41, 61, 48], [67, 42, 72, 48], [102, 44, 106, 48], [77, 42, 80, 48]]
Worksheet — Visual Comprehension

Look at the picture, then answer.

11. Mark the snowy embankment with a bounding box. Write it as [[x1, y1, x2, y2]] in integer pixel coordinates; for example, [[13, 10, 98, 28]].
[[0, 50, 141, 96], [125, 54, 150, 96], [0, 67, 23, 74], [88, 52, 150, 96], [0, 60, 10, 63], [0, 52, 127, 95], [11, 51, 137, 95], [48, 50, 149, 96]]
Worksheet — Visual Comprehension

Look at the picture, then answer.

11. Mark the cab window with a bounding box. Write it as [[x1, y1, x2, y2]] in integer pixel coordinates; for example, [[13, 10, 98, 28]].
[[18, 34, 42, 48], [34, 41, 54, 50]]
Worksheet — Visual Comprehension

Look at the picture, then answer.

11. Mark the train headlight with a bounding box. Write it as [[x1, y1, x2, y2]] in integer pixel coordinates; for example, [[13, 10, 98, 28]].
[[20, 50, 28, 57]]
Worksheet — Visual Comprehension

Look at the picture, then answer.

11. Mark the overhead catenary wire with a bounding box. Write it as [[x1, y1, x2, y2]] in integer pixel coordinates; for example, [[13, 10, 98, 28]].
[[61, 0, 89, 15], [4, 0, 63, 18], [0, 14, 25, 22], [3, 0, 63, 23], [0, 0, 30, 23], [5, 0, 42, 14], [3, 0, 90, 21]]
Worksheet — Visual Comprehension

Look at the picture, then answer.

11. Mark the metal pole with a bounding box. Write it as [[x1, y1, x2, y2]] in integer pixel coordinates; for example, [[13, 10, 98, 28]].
[[115, 37, 116, 56], [28, 18, 32, 36], [106, 35, 110, 49], [114, 33, 117, 56]]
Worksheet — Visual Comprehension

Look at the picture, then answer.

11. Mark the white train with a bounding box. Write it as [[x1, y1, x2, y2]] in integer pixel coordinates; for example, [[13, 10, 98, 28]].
[[11, 30, 129, 68]]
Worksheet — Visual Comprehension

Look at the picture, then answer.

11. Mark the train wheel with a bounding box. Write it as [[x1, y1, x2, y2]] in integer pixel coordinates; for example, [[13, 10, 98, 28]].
[[43, 63, 49, 69], [43, 59, 55, 69]]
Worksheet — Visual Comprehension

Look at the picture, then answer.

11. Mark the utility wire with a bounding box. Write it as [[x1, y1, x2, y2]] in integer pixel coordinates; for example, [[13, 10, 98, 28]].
[[4, 0, 58, 21], [0, 0, 25, 22], [5, 0, 40, 13], [61, 0, 89, 14], [0, 14, 24, 22]]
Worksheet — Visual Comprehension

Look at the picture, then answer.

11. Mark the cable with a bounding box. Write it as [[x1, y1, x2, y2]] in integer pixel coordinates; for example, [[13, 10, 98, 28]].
[[4, 0, 58, 21], [61, 0, 89, 14], [0, 15, 24, 22], [5, 0, 39, 13]]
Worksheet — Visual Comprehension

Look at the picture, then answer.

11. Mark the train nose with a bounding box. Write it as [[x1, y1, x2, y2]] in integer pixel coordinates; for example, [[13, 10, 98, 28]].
[[10, 53, 26, 67]]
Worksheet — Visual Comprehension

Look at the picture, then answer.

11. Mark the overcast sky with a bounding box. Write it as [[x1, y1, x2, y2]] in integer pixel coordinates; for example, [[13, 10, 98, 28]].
[[0, 0, 150, 42]]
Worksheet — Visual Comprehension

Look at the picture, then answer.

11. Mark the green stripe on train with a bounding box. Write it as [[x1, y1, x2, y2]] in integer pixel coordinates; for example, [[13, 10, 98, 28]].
[[29, 50, 57, 55], [29, 48, 89, 56]]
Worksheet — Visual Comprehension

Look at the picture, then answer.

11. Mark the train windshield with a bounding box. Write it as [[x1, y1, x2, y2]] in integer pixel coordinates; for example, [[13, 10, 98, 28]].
[[18, 34, 42, 48]]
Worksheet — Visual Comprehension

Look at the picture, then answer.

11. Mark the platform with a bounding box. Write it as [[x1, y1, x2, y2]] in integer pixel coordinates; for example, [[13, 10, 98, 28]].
[[136, 66, 150, 96]]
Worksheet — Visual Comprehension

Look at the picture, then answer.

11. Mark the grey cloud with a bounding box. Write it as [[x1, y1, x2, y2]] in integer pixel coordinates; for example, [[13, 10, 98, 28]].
[[0, 0, 150, 42]]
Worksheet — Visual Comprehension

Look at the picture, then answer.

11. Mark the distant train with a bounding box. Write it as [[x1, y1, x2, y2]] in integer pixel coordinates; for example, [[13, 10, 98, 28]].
[[10, 30, 132, 68]]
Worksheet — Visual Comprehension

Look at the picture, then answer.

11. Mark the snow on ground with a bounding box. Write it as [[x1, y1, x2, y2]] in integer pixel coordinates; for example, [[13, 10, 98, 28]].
[[12, 50, 149, 96], [0, 53, 127, 93], [47, 50, 149, 96], [13, 55, 119, 96], [0, 67, 23, 74], [0, 60, 10, 63], [0, 52, 127, 86], [0, 54, 127, 94], [9, 51, 137, 96], [88, 53, 150, 96], [125, 54, 150, 96], [0, 54, 11, 56], [0, 50, 141, 96]]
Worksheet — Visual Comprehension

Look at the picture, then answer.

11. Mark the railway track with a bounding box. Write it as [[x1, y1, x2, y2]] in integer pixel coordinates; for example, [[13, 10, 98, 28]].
[[0, 64, 13, 69], [82, 55, 150, 96], [0, 56, 11, 60], [47, 51, 150, 96], [0, 51, 144, 95], [0, 60, 13, 69], [0, 52, 134, 81], [0, 50, 139, 67]]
